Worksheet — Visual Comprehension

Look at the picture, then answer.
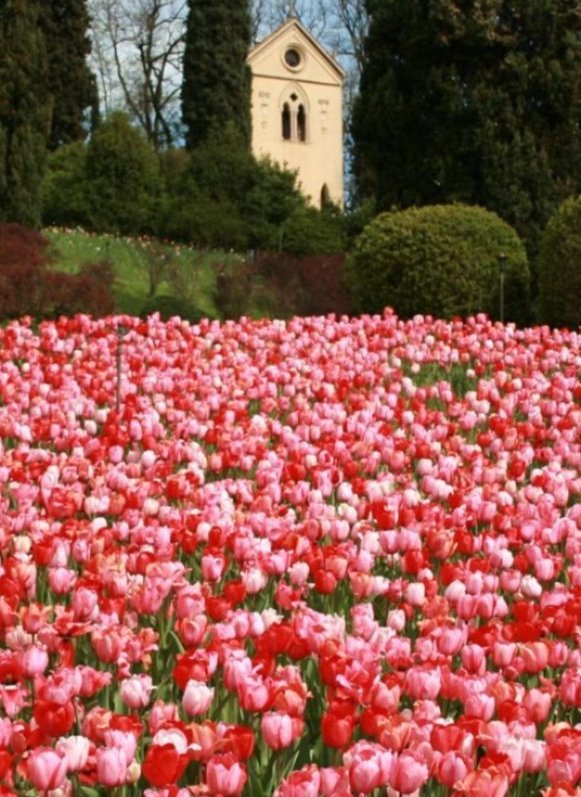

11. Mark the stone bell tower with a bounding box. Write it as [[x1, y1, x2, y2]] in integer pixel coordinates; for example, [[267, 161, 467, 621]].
[[248, 18, 344, 208]]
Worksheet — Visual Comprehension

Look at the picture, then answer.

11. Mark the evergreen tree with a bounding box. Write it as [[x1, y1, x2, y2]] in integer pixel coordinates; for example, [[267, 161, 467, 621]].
[[181, 0, 252, 149], [352, 0, 581, 259], [40, 0, 98, 150], [0, 1, 51, 227]]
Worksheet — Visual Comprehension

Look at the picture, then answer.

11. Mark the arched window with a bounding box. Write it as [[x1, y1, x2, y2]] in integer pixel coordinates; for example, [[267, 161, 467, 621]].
[[297, 104, 307, 142], [320, 183, 331, 208], [282, 103, 291, 140], [280, 88, 308, 143]]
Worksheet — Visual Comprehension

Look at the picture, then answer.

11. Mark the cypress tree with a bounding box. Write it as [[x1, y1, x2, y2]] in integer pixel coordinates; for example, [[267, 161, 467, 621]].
[[0, 0, 51, 227], [352, 0, 581, 260], [40, 0, 98, 150], [181, 0, 252, 150]]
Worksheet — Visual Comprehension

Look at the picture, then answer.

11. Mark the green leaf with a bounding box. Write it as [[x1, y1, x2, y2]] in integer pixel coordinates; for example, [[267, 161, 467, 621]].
[[80, 788, 101, 797]]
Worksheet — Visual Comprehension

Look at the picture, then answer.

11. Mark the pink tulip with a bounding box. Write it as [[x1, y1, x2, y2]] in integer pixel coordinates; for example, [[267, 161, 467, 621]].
[[176, 614, 208, 646], [91, 628, 123, 663], [182, 680, 214, 715], [387, 609, 406, 631], [96, 747, 127, 787], [351, 604, 378, 639], [56, 736, 90, 772], [389, 751, 429, 794], [274, 764, 321, 797], [103, 730, 138, 764], [345, 742, 393, 793], [19, 645, 49, 677], [520, 641, 550, 673], [237, 676, 270, 712], [261, 712, 304, 750], [522, 739, 546, 773], [523, 688, 552, 723], [120, 674, 154, 709], [48, 567, 76, 595], [320, 767, 350, 796], [201, 553, 225, 581], [464, 693, 495, 720], [438, 627, 465, 656], [405, 666, 441, 701], [520, 574, 543, 599], [206, 753, 247, 796], [461, 644, 486, 674], [493, 641, 516, 668], [437, 751, 470, 788], [457, 768, 510, 797], [27, 748, 68, 791]]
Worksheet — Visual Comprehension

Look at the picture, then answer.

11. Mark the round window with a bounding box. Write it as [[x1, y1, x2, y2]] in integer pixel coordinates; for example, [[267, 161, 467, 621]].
[[284, 47, 302, 68]]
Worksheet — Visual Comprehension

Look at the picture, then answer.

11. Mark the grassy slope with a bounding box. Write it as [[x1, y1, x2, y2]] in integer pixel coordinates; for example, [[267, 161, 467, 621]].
[[45, 228, 243, 319]]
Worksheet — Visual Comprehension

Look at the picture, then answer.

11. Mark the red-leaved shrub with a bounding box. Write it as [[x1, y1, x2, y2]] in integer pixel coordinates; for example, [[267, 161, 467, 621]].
[[215, 252, 353, 319], [46, 262, 116, 318], [0, 223, 116, 319], [0, 224, 51, 319]]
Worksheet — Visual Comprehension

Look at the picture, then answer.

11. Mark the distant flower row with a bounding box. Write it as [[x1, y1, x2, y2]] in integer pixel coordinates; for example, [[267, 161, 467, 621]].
[[45, 227, 245, 261], [0, 310, 579, 797]]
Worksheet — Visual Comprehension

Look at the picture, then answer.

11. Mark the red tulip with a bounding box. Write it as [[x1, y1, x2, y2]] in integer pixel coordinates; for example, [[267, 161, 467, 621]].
[[33, 699, 75, 737], [321, 711, 354, 748], [142, 743, 187, 788]]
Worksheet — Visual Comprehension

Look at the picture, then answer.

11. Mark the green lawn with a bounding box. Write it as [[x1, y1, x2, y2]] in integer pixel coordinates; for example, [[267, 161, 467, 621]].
[[45, 228, 244, 319]]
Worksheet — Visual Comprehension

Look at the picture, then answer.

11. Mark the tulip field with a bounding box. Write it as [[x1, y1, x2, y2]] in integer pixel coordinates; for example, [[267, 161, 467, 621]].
[[0, 309, 580, 797]]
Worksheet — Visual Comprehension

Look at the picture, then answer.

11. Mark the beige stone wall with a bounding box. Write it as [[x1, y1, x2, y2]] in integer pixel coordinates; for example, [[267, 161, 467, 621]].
[[249, 21, 344, 208]]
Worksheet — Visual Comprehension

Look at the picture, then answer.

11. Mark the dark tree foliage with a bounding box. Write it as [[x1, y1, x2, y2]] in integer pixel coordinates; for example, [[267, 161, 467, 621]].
[[40, 0, 99, 149], [181, 0, 252, 149], [538, 195, 581, 329], [0, 1, 52, 228], [352, 0, 581, 261]]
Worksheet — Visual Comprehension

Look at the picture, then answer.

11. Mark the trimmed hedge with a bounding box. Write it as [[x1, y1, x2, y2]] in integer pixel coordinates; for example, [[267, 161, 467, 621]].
[[347, 204, 530, 323], [538, 196, 581, 329]]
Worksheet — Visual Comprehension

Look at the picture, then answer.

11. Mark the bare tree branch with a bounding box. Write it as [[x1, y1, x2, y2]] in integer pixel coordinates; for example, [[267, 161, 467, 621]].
[[88, 0, 186, 148], [88, 0, 369, 150], [331, 0, 368, 73]]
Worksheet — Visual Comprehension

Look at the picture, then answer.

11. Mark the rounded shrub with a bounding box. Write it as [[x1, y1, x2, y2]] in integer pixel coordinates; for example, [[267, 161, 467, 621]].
[[347, 204, 530, 323], [42, 141, 90, 228], [85, 112, 162, 235], [538, 196, 581, 329]]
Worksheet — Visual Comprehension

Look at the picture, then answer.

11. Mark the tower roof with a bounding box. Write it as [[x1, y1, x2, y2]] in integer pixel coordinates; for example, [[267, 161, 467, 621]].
[[248, 17, 345, 81]]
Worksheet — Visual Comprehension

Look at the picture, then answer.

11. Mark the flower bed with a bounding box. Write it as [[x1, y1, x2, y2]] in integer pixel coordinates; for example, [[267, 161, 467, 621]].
[[0, 310, 579, 797]]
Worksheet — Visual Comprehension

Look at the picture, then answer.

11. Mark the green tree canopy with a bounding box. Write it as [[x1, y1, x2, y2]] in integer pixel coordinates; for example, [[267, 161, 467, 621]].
[[181, 0, 252, 149], [85, 112, 162, 234], [162, 125, 306, 251], [42, 140, 90, 227], [538, 195, 581, 329], [352, 0, 581, 262], [0, 0, 51, 227]]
